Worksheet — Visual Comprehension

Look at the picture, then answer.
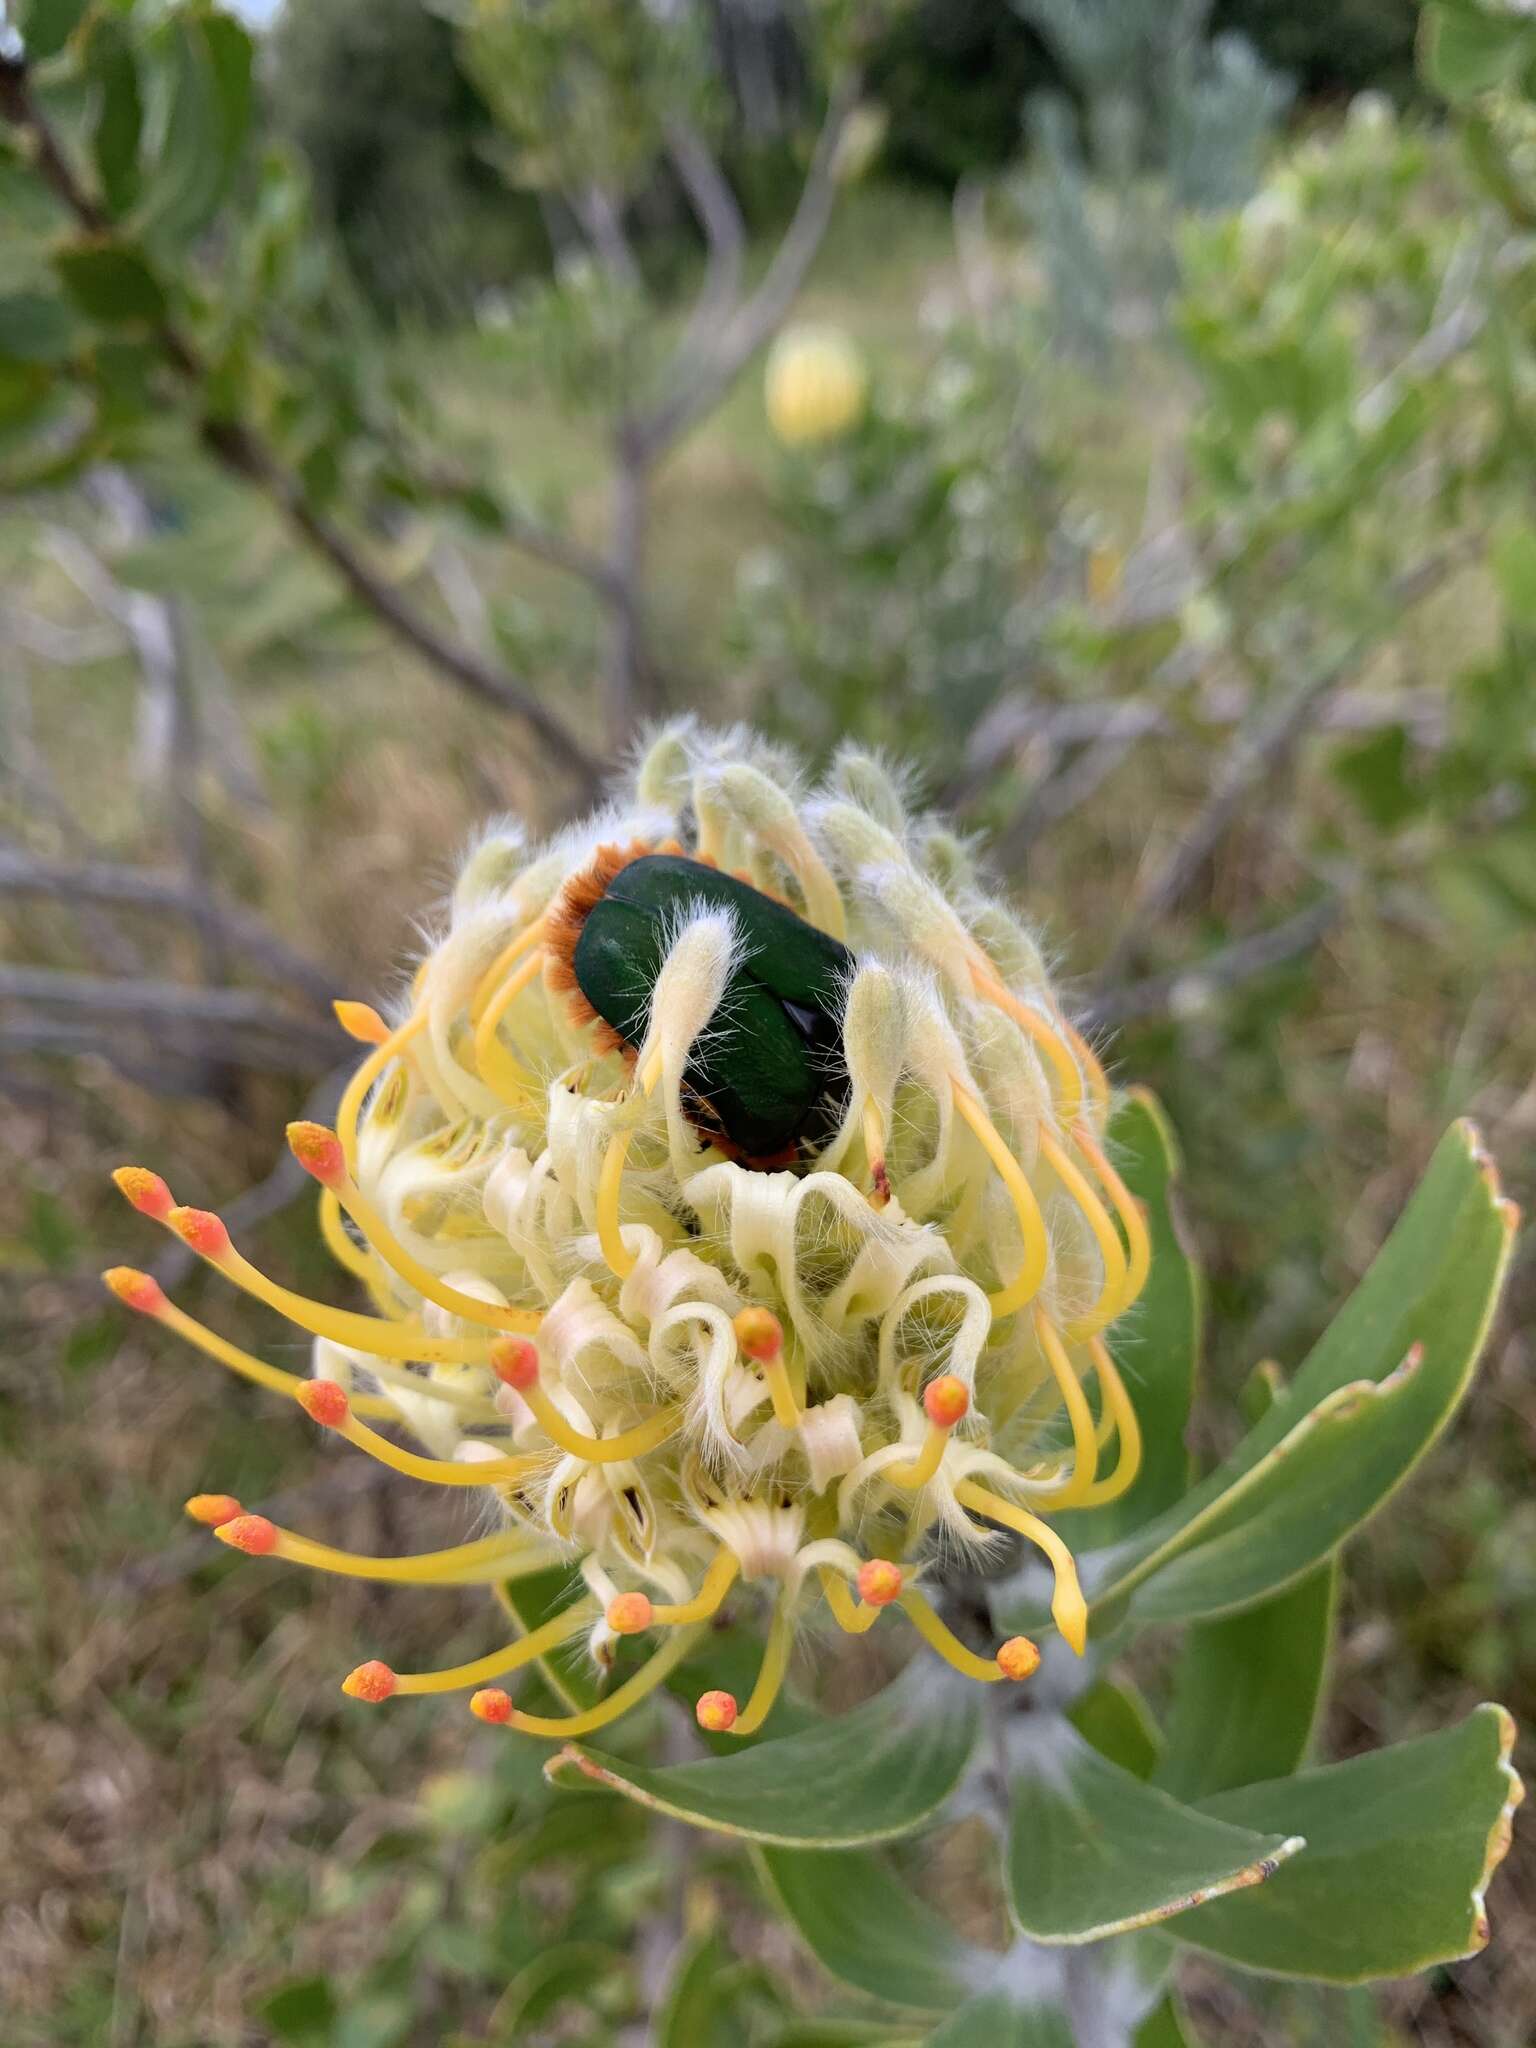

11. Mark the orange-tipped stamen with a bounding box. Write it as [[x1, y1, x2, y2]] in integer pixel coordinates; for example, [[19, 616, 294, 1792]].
[[362, 1601, 594, 1698], [471, 1687, 514, 1723], [285, 1148, 545, 1337], [488, 1340, 681, 1463], [923, 1374, 970, 1429], [334, 1000, 390, 1045], [296, 1377, 351, 1427], [856, 1558, 904, 1608], [651, 1549, 741, 1627], [468, 917, 546, 1026], [951, 1085, 1049, 1318], [342, 1660, 397, 1702], [968, 964, 1086, 1122], [235, 1519, 557, 1586], [472, 947, 545, 1106], [112, 1165, 174, 1219], [316, 1186, 391, 1300], [695, 1689, 738, 1732], [727, 1597, 796, 1738], [954, 1479, 1088, 1654], [103, 1265, 168, 1317], [819, 1565, 883, 1636], [485, 1625, 703, 1738], [606, 1591, 654, 1635], [336, 1007, 428, 1169], [161, 1207, 500, 1366], [217, 1514, 277, 1555], [1064, 1336, 1143, 1510], [334, 1410, 542, 1489], [491, 1338, 540, 1391], [1070, 1125, 1151, 1315], [1033, 1308, 1100, 1504], [184, 1493, 242, 1526], [114, 1275, 398, 1417], [997, 1635, 1041, 1681], [1035, 1129, 1128, 1341], [733, 1306, 800, 1429], [286, 1121, 347, 1188], [595, 1056, 664, 1281], [888, 1374, 971, 1490], [897, 1586, 1006, 1683]]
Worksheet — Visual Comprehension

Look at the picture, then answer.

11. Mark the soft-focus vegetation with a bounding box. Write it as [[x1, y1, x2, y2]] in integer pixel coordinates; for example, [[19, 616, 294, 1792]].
[[2, 0, 1533, 2042]]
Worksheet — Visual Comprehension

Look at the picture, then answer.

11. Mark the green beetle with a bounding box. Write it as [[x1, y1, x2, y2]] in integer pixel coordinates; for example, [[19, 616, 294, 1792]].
[[549, 850, 853, 1165]]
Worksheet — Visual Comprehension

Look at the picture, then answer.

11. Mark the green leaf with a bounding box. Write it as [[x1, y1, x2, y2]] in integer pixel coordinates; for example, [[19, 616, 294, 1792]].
[[1058, 1090, 1199, 1548], [17, 0, 90, 60], [545, 1665, 980, 1845], [86, 13, 143, 217], [54, 241, 167, 327], [1491, 520, 1536, 629], [1169, 1705, 1522, 1983], [1085, 1122, 1515, 1629], [1068, 1676, 1163, 1781], [135, 10, 253, 250], [656, 1931, 786, 2048], [0, 290, 75, 364], [1156, 1561, 1336, 1802], [490, 1942, 628, 2038], [924, 1994, 1075, 2047], [1329, 728, 1419, 832], [258, 1974, 338, 2042], [1135, 1996, 1199, 2048], [1007, 1724, 1302, 1945], [758, 1846, 977, 2013], [1421, 2, 1536, 100]]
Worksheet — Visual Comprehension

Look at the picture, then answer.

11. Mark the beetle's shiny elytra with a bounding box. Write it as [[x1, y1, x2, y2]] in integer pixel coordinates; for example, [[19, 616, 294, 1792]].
[[554, 851, 853, 1165]]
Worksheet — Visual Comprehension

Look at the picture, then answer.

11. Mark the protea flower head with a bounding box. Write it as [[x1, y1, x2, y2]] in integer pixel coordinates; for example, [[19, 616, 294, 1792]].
[[107, 724, 1148, 1742], [764, 324, 869, 446]]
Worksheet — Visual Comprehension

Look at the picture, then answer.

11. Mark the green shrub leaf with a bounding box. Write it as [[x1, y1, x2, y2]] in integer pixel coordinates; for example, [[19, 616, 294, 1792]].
[[1087, 1121, 1515, 1628], [1007, 1724, 1302, 1944], [1169, 1705, 1522, 1982], [1155, 1560, 1336, 1801], [758, 1845, 979, 2012], [545, 1665, 979, 1845], [54, 240, 166, 327]]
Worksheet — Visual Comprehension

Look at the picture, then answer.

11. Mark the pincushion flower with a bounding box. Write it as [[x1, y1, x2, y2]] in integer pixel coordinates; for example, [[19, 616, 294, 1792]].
[[764, 325, 869, 446], [107, 726, 1149, 1743]]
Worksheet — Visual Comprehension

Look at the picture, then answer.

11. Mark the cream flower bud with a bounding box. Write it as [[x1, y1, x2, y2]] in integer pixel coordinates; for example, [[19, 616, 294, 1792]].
[[635, 909, 741, 1077], [452, 823, 527, 919], [634, 721, 695, 813], [843, 964, 906, 1113], [828, 746, 908, 833]]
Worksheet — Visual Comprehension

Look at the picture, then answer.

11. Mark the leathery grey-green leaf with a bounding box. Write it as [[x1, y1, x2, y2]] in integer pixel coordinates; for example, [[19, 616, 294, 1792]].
[[544, 1663, 979, 1845], [1080, 1120, 1514, 1629], [757, 1845, 979, 2013], [1156, 1560, 1336, 1801], [1006, 1720, 1302, 1944], [1167, 1704, 1523, 1983]]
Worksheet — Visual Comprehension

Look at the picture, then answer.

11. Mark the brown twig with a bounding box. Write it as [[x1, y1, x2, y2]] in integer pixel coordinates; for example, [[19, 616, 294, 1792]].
[[0, 851, 338, 1006], [1084, 897, 1341, 1031]]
